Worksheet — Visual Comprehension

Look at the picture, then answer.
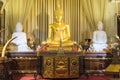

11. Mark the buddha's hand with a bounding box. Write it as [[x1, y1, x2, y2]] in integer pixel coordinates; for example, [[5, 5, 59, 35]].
[[94, 41, 106, 44], [46, 38, 52, 43], [62, 38, 69, 42]]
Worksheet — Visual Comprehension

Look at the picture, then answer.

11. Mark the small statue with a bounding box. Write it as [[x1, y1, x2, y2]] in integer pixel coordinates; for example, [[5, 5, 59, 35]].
[[91, 21, 107, 52], [42, 1, 76, 47], [27, 32, 36, 50], [11, 22, 32, 52]]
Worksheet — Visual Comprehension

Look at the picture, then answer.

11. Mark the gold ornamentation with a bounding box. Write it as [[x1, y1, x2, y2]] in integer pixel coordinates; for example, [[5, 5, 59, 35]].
[[43, 57, 54, 78], [43, 56, 80, 78]]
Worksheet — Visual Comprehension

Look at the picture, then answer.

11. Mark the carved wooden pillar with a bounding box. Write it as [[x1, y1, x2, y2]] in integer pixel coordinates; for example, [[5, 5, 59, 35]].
[[117, 15, 120, 37], [0, 1, 5, 45]]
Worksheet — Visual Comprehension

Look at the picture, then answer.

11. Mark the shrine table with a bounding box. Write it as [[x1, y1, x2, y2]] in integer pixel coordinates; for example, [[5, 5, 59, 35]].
[[1, 51, 113, 79]]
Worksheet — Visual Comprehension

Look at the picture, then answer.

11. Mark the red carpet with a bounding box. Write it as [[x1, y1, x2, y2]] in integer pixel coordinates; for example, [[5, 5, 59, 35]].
[[12, 75, 114, 80]]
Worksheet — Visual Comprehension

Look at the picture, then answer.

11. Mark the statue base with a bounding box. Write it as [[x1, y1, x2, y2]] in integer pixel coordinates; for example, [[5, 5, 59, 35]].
[[40, 44, 80, 52], [47, 46, 73, 51]]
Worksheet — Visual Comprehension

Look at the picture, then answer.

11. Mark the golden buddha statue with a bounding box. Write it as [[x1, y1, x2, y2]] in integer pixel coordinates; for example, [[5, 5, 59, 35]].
[[42, 1, 76, 48]]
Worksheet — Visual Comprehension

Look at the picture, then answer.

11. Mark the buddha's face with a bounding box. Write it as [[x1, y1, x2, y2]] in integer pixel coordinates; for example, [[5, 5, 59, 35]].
[[16, 22, 23, 32], [97, 21, 103, 30], [98, 25, 103, 30], [54, 15, 63, 23], [54, 9, 63, 23]]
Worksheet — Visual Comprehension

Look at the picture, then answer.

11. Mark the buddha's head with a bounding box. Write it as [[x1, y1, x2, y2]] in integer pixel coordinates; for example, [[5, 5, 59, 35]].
[[97, 21, 103, 30], [54, 0, 63, 23], [16, 22, 23, 32]]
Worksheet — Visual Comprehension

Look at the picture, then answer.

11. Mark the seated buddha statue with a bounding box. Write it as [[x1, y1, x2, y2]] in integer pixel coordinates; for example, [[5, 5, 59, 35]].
[[91, 21, 108, 52], [11, 22, 32, 52], [42, 4, 76, 47]]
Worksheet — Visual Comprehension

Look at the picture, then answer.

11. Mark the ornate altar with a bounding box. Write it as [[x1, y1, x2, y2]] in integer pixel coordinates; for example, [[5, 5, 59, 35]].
[[0, 50, 114, 79], [37, 51, 81, 79], [6, 51, 37, 79], [84, 52, 113, 75]]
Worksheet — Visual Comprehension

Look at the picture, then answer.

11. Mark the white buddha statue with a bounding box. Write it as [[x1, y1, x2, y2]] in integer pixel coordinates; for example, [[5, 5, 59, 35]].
[[92, 21, 107, 52], [11, 22, 31, 52]]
